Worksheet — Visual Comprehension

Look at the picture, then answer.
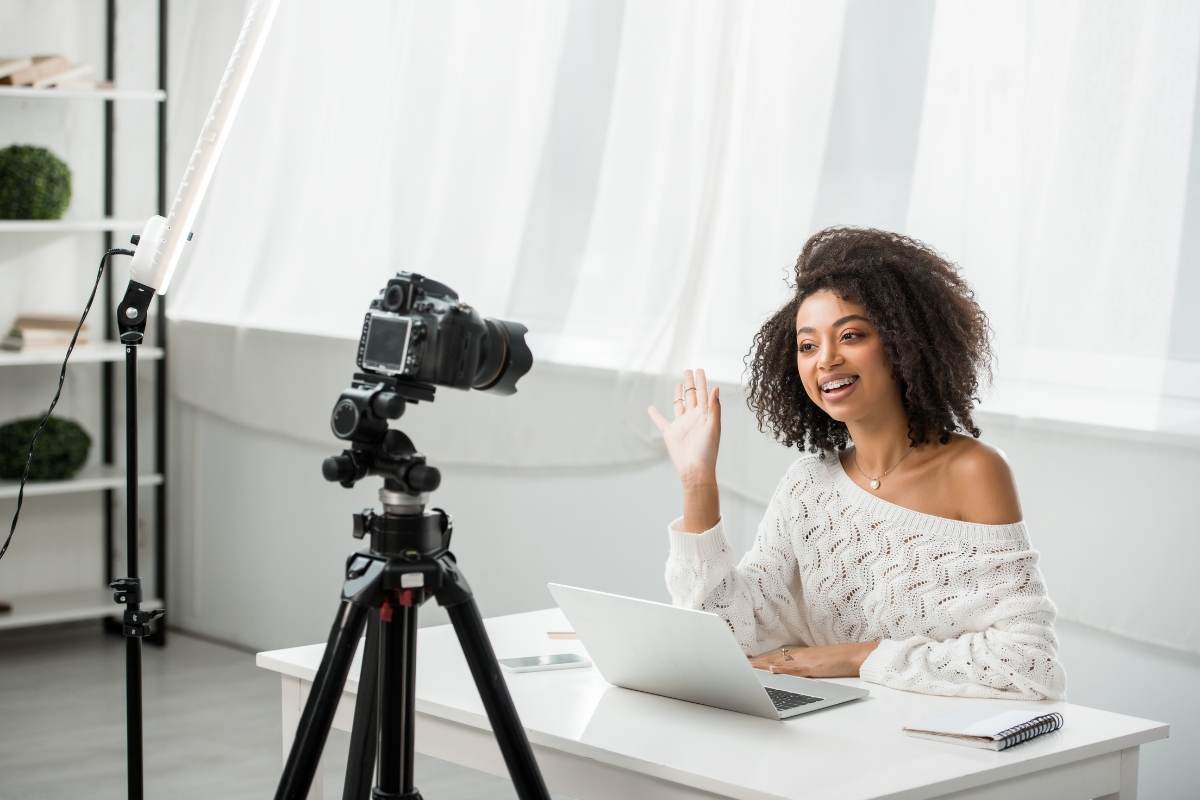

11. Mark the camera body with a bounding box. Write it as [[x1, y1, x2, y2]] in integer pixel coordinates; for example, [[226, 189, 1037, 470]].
[[356, 272, 529, 394], [324, 272, 532, 491]]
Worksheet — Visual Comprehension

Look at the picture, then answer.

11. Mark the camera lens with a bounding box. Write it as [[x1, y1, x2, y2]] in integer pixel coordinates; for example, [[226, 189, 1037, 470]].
[[472, 318, 533, 395]]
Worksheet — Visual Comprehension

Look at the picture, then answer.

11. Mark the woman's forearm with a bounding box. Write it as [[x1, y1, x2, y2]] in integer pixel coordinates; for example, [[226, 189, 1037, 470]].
[[681, 475, 720, 533]]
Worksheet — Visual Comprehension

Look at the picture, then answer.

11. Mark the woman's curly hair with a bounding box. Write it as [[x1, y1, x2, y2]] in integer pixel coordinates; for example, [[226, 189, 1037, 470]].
[[746, 227, 992, 453]]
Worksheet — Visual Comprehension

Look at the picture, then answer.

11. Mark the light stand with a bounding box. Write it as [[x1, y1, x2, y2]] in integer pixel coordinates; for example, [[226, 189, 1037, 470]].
[[108, 1, 281, 796], [105, 283, 165, 800]]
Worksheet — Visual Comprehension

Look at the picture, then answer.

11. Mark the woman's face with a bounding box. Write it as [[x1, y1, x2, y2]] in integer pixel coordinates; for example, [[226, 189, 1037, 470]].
[[794, 289, 901, 426]]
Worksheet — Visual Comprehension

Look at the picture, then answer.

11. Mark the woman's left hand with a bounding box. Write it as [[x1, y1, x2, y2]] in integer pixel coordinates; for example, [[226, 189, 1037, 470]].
[[749, 642, 880, 678]]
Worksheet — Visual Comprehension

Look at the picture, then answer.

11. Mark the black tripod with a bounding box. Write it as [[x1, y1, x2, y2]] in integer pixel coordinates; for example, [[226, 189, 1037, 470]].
[[274, 420, 552, 800]]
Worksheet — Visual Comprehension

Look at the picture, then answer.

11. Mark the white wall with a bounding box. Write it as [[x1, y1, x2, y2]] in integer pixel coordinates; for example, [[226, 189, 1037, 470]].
[[983, 417, 1200, 653], [167, 399, 681, 649], [1058, 619, 1200, 800]]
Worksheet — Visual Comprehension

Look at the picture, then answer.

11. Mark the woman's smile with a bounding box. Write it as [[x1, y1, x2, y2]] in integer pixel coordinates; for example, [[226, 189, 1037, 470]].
[[819, 372, 859, 401]]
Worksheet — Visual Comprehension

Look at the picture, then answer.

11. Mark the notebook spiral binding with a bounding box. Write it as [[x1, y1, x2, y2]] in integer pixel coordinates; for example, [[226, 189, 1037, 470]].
[[994, 712, 1064, 750]]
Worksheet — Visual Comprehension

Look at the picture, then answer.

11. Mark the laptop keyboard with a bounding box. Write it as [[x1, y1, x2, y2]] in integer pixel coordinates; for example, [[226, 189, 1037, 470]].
[[765, 686, 824, 711]]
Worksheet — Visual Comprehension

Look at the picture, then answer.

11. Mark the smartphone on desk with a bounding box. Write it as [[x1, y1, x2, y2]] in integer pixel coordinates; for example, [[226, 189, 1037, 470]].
[[498, 654, 592, 673]]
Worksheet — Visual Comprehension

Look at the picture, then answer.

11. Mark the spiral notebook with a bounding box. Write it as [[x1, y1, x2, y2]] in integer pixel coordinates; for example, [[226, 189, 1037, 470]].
[[904, 706, 1064, 751]]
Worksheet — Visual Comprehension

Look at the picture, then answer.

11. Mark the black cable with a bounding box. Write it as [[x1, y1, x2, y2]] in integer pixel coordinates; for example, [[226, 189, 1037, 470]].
[[1, 248, 136, 563]]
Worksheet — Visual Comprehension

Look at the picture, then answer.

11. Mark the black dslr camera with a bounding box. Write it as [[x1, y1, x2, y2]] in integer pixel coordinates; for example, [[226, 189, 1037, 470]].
[[322, 272, 532, 491], [357, 272, 531, 394]]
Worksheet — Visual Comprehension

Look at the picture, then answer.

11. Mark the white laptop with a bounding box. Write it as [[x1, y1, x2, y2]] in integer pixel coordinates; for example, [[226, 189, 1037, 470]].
[[548, 584, 868, 720]]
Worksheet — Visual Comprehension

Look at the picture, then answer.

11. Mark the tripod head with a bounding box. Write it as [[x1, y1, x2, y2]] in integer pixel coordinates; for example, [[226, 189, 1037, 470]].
[[322, 374, 453, 561], [322, 374, 441, 496]]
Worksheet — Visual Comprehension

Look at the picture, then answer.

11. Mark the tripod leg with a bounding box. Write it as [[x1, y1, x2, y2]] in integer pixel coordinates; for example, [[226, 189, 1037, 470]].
[[446, 599, 551, 800], [275, 598, 369, 800], [376, 599, 421, 799], [342, 613, 380, 800]]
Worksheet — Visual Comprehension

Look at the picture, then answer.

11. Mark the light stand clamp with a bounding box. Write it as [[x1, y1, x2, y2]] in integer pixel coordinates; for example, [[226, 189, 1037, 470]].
[[111, 577, 165, 637]]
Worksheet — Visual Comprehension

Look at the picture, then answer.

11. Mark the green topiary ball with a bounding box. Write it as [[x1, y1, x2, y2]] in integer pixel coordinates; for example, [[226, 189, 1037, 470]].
[[0, 144, 73, 220], [0, 417, 91, 481]]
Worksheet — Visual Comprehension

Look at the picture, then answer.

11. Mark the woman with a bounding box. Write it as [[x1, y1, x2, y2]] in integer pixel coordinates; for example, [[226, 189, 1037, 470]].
[[648, 227, 1066, 700]]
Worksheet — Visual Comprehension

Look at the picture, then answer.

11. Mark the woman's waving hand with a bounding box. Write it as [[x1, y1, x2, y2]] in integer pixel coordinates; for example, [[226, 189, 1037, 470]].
[[648, 369, 722, 533]]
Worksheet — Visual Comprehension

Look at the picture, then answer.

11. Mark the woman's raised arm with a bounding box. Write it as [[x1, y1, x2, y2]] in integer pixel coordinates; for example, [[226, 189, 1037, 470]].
[[648, 368, 721, 533]]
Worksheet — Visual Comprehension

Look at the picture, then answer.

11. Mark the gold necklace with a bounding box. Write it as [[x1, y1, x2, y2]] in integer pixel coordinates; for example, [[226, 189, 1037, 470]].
[[853, 446, 915, 490]]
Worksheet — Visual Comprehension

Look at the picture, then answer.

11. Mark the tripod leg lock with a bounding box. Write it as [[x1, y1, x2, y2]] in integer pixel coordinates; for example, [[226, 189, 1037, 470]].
[[378, 588, 427, 622]]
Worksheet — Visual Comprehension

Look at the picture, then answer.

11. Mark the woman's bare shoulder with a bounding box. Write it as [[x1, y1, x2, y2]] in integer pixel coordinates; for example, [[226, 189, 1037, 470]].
[[941, 436, 1023, 525]]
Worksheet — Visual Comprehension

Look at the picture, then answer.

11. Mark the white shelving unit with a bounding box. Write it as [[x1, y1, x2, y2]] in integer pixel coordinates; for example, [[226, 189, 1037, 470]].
[[0, 17, 169, 636], [0, 465, 163, 501], [0, 343, 162, 367], [0, 587, 164, 631], [0, 219, 147, 233], [0, 86, 165, 102]]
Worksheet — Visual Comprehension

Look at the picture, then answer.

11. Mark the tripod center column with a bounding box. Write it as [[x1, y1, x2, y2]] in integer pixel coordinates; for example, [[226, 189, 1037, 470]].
[[374, 588, 422, 800]]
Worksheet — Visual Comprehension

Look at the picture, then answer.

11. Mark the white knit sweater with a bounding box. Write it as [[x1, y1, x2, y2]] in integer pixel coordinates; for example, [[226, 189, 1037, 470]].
[[665, 453, 1067, 700]]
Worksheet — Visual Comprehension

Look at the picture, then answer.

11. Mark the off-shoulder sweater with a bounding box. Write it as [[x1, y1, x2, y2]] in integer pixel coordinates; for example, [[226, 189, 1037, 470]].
[[665, 453, 1067, 700]]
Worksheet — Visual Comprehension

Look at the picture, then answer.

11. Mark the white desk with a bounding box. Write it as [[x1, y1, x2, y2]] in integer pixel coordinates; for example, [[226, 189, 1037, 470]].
[[257, 608, 1167, 800]]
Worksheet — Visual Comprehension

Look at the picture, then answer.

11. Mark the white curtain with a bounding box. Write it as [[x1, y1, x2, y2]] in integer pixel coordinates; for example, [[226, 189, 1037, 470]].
[[168, 0, 1200, 452], [171, 0, 847, 372], [167, 0, 848, 472], [546, 0, 846, 383], [534, 0, 848, 469], [169, 0, 569, 334], [906, 1, 1200, 432]]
